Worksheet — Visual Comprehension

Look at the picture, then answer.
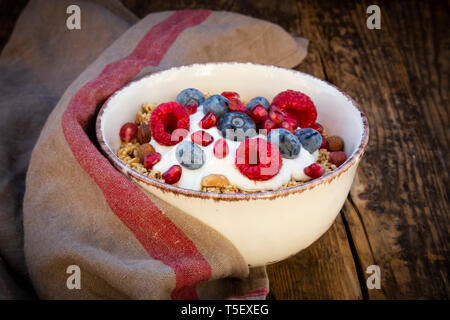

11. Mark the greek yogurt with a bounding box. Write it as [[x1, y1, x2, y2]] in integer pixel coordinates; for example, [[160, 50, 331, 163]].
[[152, 106, 318, 191]]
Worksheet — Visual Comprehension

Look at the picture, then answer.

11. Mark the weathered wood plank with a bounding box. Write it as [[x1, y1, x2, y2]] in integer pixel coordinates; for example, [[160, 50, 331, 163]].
[[297, 0, 449, 299], [265, 0, 363, 300], [384, 0, 449, 151], [267, 218, 363, 299]]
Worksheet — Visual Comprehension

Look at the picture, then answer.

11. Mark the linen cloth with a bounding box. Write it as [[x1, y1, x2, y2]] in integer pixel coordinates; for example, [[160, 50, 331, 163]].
[[0, 0, 308, 299]]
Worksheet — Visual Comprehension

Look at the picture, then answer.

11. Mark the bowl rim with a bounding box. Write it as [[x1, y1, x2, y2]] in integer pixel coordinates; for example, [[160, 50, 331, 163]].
[[96, 62, 369, 201]]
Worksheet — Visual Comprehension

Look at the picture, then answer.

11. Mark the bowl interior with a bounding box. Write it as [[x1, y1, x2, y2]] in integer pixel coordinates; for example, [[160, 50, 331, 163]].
[[100, 63, 366, 175]]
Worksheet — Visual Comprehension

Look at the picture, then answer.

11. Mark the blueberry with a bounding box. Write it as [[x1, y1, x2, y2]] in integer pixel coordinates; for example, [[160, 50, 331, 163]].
[[218, 112, 257, 141], [176, 88, 205, 106], [267, 128, 301, 159], [246, 96, 270, 112], [201, 94, 229, 118], [294, 128, 322, 153], [175, 141, 205, 170]]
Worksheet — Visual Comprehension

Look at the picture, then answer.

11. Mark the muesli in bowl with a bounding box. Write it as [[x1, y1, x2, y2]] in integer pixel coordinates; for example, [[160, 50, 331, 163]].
[[117, 89, 348, 193], [96, 63, 369, 266]]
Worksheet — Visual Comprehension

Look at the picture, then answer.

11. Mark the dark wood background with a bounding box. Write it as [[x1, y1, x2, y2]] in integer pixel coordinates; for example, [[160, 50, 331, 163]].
[[1, 0, 448, 299]]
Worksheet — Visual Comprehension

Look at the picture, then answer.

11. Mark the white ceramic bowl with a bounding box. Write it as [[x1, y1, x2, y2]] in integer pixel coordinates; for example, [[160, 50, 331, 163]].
[[97, 63, 369, 267]]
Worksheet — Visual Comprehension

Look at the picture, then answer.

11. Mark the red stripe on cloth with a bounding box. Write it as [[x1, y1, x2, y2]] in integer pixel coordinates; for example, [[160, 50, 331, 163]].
[[62, 10, 212, 300], [226, 288, 269, 300]]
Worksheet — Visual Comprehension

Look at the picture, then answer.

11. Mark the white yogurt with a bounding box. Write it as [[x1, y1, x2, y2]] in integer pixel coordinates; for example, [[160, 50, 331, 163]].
[[152, 106, 318, 191]]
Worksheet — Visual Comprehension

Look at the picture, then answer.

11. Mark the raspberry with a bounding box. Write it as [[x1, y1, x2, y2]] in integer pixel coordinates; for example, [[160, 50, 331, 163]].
[[150, 102, 190, 146], [213, 138, 229, 159], [119, 122, 138, 142], [199, 112, 218, 129], [228, 98, 247, 113], [221, 91, 240, 100], [162, 165, 182, 184], [184, 104, 198, 115], [191, 130, 214, 146], [329, 151, 347, 166], [304, 163, 325, 179], [235, 138, 282, 181], [271, 90, 317, 128], [249, 105, 268, 124], [143, 152, 161, 170]]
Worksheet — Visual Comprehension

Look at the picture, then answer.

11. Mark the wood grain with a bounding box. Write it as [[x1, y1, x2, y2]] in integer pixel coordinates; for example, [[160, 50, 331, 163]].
[[263, 0, 364, 300], [296, 0, 449, 298], [0, 0, 447, 299]]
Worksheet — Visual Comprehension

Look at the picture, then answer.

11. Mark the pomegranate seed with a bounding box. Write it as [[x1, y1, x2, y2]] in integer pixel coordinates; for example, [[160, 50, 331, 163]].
[[304, 163, 325, 179], [221, 91, 240, 100], [269, 109, 284, 125], [143, 152, 161, 170], [311, 122, 324, 134], [162, 165, 182, 184], [199, 112, 218, 129], [213, 138, 229, 159], [262, 118, 277, 134], [284, 116, 298, 130], [119, 122, 138, 142], [329, 151, 347, 166], [249, 105, 268, 124], [228, 98, 247, 113], [320, 135, 329, 149], [191, 130, 214, 146], [281, 120, 295, 133], [184, 104, 198, 115]]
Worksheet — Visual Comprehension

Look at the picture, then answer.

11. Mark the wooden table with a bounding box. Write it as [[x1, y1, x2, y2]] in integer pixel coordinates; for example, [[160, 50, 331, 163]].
[[2, 0, 448, 299]]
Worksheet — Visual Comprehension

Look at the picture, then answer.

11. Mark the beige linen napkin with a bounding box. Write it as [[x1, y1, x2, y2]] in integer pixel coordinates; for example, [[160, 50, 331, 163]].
[[0, 0, 308, 299]]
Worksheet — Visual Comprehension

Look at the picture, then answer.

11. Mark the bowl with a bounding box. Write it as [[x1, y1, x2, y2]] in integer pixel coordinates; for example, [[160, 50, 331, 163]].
[[96, 62, 369, 267]]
